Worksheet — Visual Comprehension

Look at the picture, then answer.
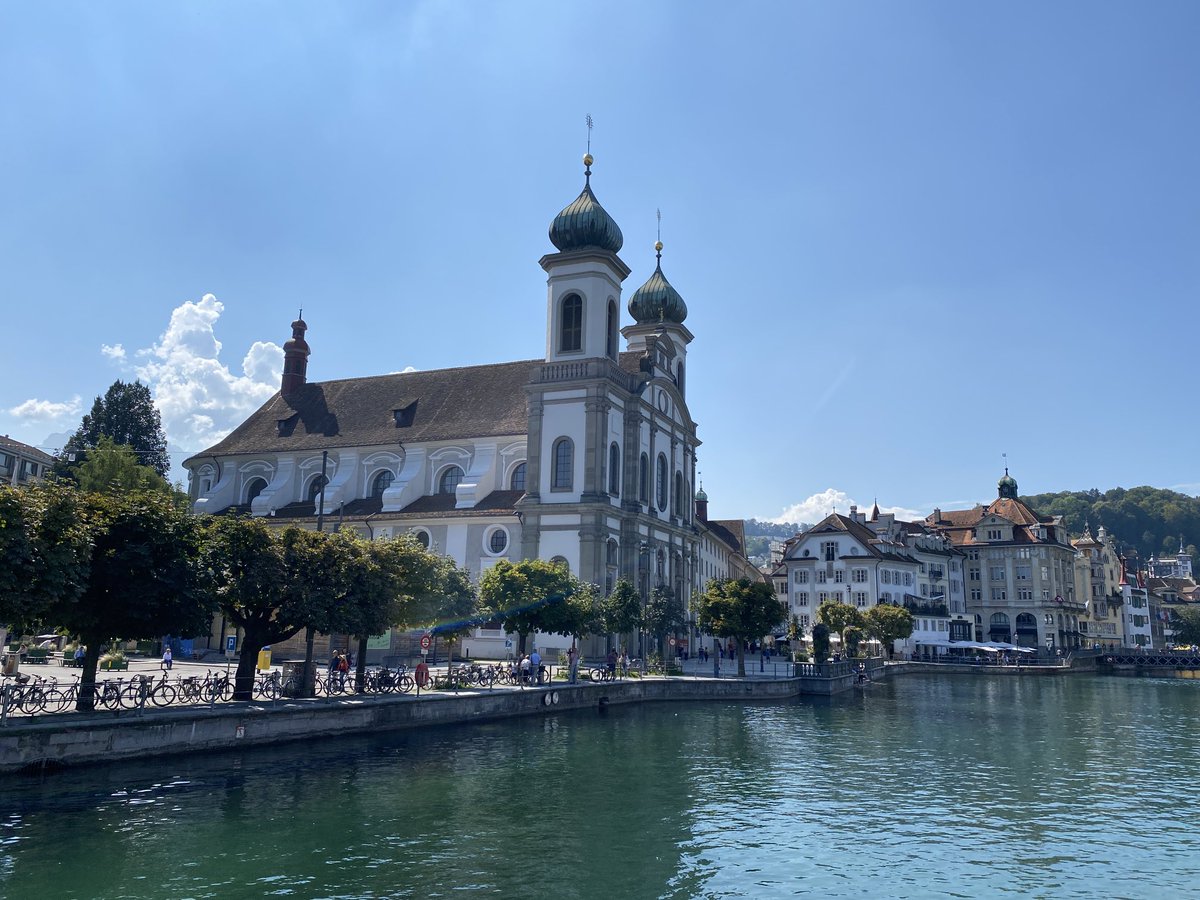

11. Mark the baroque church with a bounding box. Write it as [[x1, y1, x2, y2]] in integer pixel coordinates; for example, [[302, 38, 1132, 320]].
[[184, 153, 758, 660]]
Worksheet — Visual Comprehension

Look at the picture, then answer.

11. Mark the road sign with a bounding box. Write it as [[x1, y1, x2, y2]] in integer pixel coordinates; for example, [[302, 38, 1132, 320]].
[[225, 635, 237, 655], [668, 637, 676, 647], [419, 634, 431, 650], [504, 639, 513, 649]]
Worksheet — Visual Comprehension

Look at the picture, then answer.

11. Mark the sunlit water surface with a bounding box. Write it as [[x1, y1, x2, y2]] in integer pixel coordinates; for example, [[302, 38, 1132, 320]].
[[3, 674, 1197, 899]]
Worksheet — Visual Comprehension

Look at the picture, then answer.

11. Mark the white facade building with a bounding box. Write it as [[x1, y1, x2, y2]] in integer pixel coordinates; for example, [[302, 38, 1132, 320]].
[[184, 154, 755, 661]]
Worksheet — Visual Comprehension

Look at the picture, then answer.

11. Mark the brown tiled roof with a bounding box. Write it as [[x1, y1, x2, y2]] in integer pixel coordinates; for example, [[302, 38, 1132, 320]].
[[226, 490, 525, 526], [0, 435, 55, 465], [709, 518, 747, 555]]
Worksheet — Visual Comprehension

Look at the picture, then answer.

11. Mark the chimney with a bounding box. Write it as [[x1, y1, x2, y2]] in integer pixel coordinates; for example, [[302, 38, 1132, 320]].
[[281, 316, 310, 396]]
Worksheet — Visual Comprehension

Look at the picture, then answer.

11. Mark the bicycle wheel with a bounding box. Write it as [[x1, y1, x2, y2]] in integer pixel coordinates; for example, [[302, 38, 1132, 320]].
[[42, 688, 70, 713], [151, 683, 177, 707], [396, 674, 415, 694], [20, 687, 47, 714], [119, 683, 145, 710]]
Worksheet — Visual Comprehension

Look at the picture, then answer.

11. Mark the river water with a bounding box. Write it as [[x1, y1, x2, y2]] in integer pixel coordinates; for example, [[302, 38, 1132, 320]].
[[2, 674, 1198, 899]]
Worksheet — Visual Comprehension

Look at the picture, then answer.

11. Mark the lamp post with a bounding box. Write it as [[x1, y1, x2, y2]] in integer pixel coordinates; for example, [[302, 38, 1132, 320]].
[[638, 541, 653, 673]]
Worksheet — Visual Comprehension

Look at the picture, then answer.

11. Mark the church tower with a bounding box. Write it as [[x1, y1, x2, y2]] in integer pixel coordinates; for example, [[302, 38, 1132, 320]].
[[541, 153, 631, 363]]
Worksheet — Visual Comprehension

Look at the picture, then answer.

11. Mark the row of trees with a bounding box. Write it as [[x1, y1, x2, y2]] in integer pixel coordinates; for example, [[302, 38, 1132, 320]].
[[808, 598, 915, 661], [1, 482, 480, 709], [2, 478, 800, 704]]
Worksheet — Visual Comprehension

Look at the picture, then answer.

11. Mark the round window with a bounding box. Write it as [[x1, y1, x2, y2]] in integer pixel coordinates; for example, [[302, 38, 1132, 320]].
[[413, 530, 431, 549], [489, 529, 508, 554]]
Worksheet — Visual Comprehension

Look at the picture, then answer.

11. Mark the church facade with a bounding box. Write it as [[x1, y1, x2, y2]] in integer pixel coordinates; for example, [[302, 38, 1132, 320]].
[[184, 153, 756, 660]]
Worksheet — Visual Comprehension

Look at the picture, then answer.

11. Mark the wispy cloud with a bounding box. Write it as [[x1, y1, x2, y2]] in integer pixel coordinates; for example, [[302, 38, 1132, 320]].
[[100, 343, 126, 361], [766, 488, 924, 525], [128, 294, 283, 452], [7, 396, 82, 423]]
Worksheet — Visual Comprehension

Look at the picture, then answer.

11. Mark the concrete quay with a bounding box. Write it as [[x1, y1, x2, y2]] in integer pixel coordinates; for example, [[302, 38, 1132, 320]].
[[0, 673, 831, 776]]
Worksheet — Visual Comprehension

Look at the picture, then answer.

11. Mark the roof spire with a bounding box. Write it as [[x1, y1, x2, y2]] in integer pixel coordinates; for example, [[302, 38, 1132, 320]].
[[584, 114, 594, 185]]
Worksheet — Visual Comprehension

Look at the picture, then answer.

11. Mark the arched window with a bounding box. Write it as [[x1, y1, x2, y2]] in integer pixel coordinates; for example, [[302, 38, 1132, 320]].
[[1015, 613, 1037, 630], [550, 555, 570, 572], [677, 360, 685, 394], [607, 539, 619, 567], [510, 462, 527, 492], [639, 453, 649, 503], [438, 465, 464, 495], [245, 477, 268, 504], [656, 453, 668, 511], [560, 294, 582, 353], [606, 299, 618, 360], [307, 475, 326, 501], [552, 438, 573, 490], [673, 471, 683, 517], [608, 442, 620, 496], [371, 470, 394, 498]]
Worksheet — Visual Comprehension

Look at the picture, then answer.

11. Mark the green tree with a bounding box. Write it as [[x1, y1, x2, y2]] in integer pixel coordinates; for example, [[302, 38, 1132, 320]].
[[276, 528, 351, 697], [643, 584, 685, 660], [422, 553, 482, 679], [49, 490, 213, 711], [478, 559, 577, 655], [60, 380, 170, 478], [0, 483, 92, 639], [203, 517, 303, 700], [811, 623, 831, 663], [600, 579, 642, 650], [695, 578, 786, 677], [863, 604, 914, 659], [816, 599, 864, 651], [73, 435, 174, 495], [1169, 607, 1200, 646], [843, 625, 864, 658]]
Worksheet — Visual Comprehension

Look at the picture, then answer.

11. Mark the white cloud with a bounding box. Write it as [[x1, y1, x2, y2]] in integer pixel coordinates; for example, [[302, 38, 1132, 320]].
[[8, 396, 82, 423], [767, 488, 924, 526], [387, 365, 418, 375], [131, 294, 283, 452], [100, 343, 126, 361]]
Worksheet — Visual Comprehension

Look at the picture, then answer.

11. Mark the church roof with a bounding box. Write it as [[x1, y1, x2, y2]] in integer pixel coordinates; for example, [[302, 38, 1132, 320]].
[[707, 518, 747, 556], [927, 496, 1061, 547], [189, 353, 648, 462]]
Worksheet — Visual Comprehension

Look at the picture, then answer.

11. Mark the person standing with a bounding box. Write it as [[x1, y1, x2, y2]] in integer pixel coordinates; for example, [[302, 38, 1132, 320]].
[[162, 645, 173, 671], [567, 645, 579, 684], [530, 647, 543, 684]]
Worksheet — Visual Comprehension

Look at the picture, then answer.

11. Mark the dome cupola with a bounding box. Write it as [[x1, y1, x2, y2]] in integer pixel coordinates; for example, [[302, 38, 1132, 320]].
[[998, 468, 1018, 500], [548, 154, 624, 254], [628, 241, 687, 325]]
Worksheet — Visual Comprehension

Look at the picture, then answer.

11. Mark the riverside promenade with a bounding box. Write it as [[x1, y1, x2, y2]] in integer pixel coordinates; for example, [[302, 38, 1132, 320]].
[[0, 666, 830, 776]]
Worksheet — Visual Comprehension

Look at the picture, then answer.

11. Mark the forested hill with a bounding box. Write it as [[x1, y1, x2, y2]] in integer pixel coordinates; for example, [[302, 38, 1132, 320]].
[[1021, 486, 1200, 568]]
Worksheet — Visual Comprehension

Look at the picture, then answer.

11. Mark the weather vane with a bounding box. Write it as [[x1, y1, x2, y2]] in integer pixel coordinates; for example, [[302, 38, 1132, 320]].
[[657, 208, 662, 242], [586, 114, 593, 153]]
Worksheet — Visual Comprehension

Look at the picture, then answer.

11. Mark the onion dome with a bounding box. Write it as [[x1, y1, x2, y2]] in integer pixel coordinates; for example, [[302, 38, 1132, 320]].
[[695, 485, 708, 502], [998, 468, 1018, 499], [548, 154, 623, 254], [629, 241, 688, 324]]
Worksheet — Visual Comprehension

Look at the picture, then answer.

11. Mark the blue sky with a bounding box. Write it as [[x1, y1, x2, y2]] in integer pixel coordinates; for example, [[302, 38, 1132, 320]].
[[2, 1, 1197, 525]]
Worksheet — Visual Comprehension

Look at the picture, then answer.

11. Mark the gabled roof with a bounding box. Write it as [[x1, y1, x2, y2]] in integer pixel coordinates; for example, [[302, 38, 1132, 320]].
[[0, 435, 55, 465], [787, 513, 917, 563], [926, 495, 1061, 547], [187, 352, 647, 463]]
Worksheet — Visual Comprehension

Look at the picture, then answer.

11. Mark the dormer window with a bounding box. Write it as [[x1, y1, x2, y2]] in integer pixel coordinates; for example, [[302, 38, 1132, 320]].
[[393, 401, 417, 427], [371, 470, 394, 498]]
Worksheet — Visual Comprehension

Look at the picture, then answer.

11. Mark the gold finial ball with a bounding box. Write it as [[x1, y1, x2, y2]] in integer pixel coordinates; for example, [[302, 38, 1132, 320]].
[[655, 240, 663, 252], [583, 153, 593, 167]]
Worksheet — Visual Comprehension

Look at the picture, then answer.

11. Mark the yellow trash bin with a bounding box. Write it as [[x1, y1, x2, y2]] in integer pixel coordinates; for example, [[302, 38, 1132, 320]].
[[257, 646, 272, 672]]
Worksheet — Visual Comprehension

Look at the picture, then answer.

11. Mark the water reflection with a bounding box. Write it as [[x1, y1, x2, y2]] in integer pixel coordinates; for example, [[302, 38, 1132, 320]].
[[2, 676, 1199, 898]]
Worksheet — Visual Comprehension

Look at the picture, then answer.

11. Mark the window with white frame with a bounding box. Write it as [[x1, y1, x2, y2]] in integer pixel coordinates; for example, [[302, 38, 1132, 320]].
[[794, 570, 809, 584], [852, 568, 868, 583], [816, 570, 827, 584], [796, 592, 809, 607], [834, 570, 845, 583], [821, 541, 838, 561]]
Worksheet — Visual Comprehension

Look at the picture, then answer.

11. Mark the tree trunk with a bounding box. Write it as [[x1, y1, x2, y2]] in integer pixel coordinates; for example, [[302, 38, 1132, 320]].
[[518, 631, 528, 655], [233, 640, 259, 701], [75, 638, 104, 712], [737, 642, 746, 677], [354, 635, 368, 693], [302, 626, 316, 698]]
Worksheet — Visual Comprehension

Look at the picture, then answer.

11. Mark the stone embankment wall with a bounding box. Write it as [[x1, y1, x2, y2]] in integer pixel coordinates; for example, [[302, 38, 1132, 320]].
[[1, 677, 806, 776]]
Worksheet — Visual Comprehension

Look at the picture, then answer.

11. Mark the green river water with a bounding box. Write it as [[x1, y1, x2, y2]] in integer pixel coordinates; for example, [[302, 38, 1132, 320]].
[[2, 674, 1198, 899]]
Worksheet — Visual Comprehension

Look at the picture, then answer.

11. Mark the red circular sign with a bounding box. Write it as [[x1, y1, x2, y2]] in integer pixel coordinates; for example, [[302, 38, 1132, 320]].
[[419, 635, 431, 649]]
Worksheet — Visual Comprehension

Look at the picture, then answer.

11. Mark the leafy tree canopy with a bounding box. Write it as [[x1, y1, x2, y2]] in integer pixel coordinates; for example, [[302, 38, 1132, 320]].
[[1021, 486, 1200, 571], [696, 578, 786, 676], [1169, 607, 1200, 646], [60, 380, 170, 478], [863, 604, 914, 659], [816, 600, 864, 643], [478, 558, 581, 653], [600, 579, 642, 637], [73, 435, 175, 496]]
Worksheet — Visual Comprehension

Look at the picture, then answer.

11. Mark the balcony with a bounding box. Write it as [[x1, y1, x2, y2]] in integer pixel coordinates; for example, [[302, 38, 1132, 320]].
[[534, 358, 639, 391], [903, 598, 949, 618]]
